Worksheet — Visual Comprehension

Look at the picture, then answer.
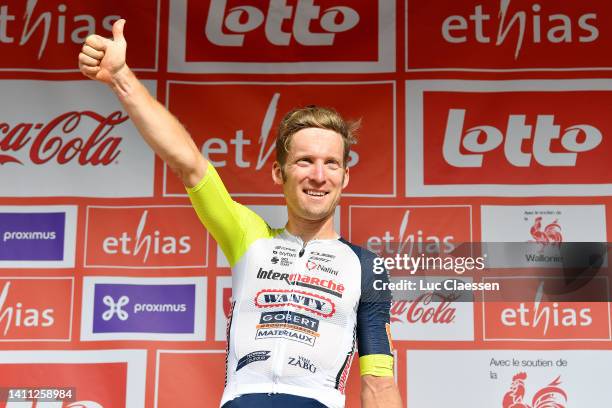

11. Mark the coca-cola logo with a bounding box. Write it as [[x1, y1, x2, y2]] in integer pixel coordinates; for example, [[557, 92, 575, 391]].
[[390, 292, 458, 324], [443, 109, 602, 168], [0, 111, 126, 166]]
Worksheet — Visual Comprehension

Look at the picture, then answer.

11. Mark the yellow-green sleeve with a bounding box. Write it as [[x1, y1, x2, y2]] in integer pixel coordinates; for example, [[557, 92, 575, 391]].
[[185, 163, 271, 266]]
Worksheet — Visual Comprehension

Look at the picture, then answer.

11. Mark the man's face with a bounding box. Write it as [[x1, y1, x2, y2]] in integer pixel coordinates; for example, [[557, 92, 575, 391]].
[[272, 128, 349, 222]]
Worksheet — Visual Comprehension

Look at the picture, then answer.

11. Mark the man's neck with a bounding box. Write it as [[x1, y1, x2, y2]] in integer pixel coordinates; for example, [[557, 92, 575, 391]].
[[285, 213, 338, 243]]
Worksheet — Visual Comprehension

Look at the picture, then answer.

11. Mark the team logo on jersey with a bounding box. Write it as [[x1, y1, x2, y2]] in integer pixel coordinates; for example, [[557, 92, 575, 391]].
[[288, 355, 317, 374], [256, 268, 344, 298], [254, 289, 335, 318], [236, 350, 271, 372], [255, 310, 320, 347]]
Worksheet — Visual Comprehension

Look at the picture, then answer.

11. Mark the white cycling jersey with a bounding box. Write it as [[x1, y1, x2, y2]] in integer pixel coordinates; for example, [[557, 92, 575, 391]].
[[187, 164, 394, 408]]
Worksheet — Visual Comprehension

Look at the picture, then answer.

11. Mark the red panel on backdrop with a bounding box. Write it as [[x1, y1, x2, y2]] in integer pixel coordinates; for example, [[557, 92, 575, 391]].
[[165, 82, 395, 196]]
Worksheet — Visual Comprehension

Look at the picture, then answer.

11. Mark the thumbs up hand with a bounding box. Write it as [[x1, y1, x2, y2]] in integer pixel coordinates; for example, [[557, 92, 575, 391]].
[[79, 19, 128, 84]]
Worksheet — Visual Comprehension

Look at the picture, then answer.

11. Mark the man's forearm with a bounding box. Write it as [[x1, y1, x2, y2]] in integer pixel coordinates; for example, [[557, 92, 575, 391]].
[[361, 375, 402, 408], [109, 66, 206, 186]]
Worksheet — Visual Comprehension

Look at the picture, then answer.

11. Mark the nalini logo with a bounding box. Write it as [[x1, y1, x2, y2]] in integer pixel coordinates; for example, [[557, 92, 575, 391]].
[[502, 372, 567, 408], [101, 295, 129, 321], [205, 0, 360, 47], [443, 109, 602, 168]]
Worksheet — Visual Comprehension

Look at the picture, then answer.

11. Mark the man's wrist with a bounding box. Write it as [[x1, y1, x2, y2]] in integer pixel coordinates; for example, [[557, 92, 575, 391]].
[[108, 64, 134, 98]]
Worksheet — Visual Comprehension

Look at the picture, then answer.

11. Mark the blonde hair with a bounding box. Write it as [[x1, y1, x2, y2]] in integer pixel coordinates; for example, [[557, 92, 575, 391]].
[[276, 105, 359, 168]]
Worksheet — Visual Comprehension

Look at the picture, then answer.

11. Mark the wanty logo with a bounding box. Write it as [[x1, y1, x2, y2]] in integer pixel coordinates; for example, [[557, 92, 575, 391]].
[[101, 210, 191, 263], [0, 0, 119, 59], [500, 282, 592, 337], [254, 289, 335, 318], [443, 109, 602, 168], [502, 372, 567, 408], [390, 292, 457, 325], [0, 111, 126, 166], [201, 92, 359, 170], [205, 0, 360, 47], [441, 0, 598, 60]]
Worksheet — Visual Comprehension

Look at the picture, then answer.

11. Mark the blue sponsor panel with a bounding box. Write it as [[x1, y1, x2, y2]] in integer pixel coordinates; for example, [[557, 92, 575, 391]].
[[0, 212, 65, 261], [93, 284, 195, 333], [81, 277, 207, 341]]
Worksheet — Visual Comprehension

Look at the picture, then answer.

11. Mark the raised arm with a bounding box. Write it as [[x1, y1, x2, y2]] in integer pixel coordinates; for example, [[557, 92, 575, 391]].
[[78, 19, 206, 187]]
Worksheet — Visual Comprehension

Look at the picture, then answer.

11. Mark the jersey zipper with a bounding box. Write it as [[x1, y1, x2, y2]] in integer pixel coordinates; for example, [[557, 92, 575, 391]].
[[271, 238, 309, 391]]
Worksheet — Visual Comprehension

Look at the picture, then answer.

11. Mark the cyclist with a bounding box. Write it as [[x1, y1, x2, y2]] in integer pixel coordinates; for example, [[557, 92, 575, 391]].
[[78, 19, 402, 408]]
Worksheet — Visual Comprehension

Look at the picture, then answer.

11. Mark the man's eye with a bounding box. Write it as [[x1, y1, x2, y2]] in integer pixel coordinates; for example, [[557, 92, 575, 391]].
[[326, 161, 340, 169]]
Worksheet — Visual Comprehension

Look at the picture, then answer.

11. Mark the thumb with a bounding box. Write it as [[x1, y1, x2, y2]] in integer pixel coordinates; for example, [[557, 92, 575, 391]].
[[112, 19, 126, 42]]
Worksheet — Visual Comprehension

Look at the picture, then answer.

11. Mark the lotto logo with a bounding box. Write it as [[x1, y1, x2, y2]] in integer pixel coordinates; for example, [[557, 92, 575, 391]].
[[168, 0, 395, 73], [406, 80, 612, 197]]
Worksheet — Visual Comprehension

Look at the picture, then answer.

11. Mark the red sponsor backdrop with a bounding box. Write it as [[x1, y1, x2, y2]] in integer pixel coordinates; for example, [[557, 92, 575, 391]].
[[0, 0, 611, 407]]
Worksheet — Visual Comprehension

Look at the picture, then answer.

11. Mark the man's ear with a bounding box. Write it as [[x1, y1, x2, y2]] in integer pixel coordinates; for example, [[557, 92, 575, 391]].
[[272, 161, 284, 185], [342, 166, 350, 189]]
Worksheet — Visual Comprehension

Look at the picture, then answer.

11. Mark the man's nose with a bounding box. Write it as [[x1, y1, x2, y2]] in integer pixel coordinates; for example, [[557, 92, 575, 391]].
[[310, 162, 326, 183]]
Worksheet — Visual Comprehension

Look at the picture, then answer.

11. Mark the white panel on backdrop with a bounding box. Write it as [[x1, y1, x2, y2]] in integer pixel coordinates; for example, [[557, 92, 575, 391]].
[[407, 350, 612, 407], [0, 80, 155, 197], [481, 205, 607, 268], [216, 205, 340, 267]]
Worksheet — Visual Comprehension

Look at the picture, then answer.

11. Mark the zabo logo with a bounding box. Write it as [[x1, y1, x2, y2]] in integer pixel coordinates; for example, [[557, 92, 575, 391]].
[[0, 278, 72, 341], [0, 0, 158, 71], [349, 206, 471, 258], [409, 81, 612, 196], [165, 82, 395, 196], [483, 279, 611, 340], [169, 0, 393, 73], [503, 372, 567, 408], [85, 206, 207, 268], [407, 0, 612, 70]]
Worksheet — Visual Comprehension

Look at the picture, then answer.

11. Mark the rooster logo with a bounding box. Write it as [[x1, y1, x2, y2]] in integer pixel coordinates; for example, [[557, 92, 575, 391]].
[[502, 372, 567, 408], [529, 217, 562, 252]]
